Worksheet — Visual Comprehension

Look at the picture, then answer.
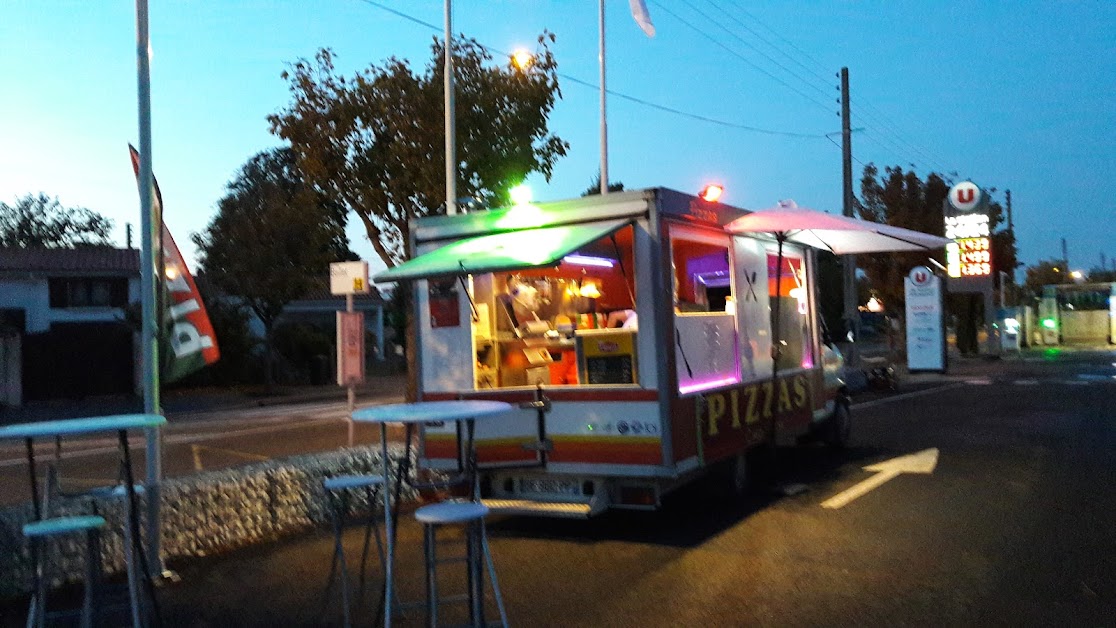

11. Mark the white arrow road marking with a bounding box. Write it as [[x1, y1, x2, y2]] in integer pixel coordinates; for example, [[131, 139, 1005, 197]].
[[821, 448, 939, 509]]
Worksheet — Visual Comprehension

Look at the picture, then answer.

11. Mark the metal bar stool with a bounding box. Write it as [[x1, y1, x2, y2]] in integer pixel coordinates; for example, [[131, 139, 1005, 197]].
[[322, 474, 387, 628], [413, 500, 507, 628], [23, 515, 107, 628], [85, 484, 149, 628]]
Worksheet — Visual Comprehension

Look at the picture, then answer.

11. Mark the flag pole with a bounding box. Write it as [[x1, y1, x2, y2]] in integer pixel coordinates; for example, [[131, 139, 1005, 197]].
[[599, 0, 608, 195], [444, 0, 457, 215], [135, 0, 165, 576]]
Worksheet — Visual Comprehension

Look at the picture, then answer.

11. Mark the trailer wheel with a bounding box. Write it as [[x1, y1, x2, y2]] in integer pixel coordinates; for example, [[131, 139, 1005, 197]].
[[824, 399, 852, 449]]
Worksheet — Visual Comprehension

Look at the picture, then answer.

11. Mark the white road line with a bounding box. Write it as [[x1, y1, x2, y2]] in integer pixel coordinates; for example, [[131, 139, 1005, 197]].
[[853, 382, 968, 410], [1013, 379, 1039, 386]]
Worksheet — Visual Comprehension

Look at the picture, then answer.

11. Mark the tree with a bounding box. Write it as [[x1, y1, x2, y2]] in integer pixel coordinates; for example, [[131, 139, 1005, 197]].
[[0, 193, 114, 248], [858, 164, 1019, 307], [581, 172, 625, 197], [192, 147, 354, 386], [1024, 259, 1071, 297], [1087, 267, 1116, 283], [268, 33, 569, 270], [857, 164, 951, 312]]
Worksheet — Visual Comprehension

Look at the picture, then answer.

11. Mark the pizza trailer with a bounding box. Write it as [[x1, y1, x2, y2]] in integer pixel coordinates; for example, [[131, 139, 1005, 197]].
[[374, 187, 939, 517]]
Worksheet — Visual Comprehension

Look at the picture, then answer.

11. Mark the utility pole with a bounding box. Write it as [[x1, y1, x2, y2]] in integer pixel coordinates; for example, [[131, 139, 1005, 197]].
[[1062, 237, 1069, 271], [1005, 189, 1013, 234], [840, 67, 858, 363]]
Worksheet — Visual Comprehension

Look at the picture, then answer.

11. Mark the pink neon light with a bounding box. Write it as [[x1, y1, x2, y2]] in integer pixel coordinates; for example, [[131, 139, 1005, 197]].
[[678, 376, 740, 395]]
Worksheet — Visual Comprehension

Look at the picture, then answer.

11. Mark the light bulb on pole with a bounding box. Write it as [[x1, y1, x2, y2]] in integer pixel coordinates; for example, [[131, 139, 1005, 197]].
[[512, 49, 534, 70]]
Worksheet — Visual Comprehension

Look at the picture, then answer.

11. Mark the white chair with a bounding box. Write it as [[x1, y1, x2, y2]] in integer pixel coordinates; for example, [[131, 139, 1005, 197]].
[[413, 500, 507, 627]]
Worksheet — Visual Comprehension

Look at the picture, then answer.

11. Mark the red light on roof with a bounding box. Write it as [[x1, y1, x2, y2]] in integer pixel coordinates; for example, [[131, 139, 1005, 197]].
[[700, 184, 724, 203]]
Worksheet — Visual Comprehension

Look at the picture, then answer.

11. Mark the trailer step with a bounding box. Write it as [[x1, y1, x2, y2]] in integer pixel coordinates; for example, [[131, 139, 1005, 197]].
[[482, 498, 596, 518]]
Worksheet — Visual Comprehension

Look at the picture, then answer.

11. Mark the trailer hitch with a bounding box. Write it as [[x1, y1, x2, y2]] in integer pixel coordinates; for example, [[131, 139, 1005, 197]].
[[519, 384, 554, 460]]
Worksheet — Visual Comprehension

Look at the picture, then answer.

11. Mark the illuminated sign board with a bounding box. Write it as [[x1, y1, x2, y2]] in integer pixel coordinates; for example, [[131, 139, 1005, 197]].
[[946, 238, 991, 278], [944, 182, 993, 283]]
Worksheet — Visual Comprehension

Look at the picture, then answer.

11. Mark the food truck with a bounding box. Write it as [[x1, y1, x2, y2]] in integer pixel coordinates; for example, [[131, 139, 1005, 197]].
[[374, 188, 849, 517]]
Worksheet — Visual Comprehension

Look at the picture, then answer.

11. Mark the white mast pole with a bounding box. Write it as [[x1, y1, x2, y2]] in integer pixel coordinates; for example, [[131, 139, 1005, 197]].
[[135, 0, 165, 576], [599, 0, 609, 195], [445, 0, 457, 215]]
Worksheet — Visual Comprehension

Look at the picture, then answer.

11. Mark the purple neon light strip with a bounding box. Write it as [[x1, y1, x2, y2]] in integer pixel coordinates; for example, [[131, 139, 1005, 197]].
[[678, 376, 740, 395], [563, 254, 615, 268]]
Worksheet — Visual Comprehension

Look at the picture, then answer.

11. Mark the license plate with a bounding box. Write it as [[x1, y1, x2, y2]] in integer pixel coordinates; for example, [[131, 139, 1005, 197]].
[[519, 477, 581, 497]]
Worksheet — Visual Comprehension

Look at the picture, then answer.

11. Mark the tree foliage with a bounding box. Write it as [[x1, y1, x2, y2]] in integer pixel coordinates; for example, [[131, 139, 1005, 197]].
[[0, 193, 114, 248], [857, 165, 951, 311], [192, 148, 354, 383], [268, 33, 569, 269], [581, 173, 625, 197], [1023, 259, 1072, 297], [857, 164, 1019, 311]]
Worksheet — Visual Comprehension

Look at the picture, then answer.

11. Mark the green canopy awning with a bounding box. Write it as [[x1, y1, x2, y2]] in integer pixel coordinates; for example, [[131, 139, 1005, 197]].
[[374, 219, 630, 282]]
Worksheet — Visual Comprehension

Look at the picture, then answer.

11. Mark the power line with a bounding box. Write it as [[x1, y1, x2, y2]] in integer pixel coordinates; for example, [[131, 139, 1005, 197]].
[[349, 0, 828, 139], [704, 0, 837, 89], [647, 1, 838, 115], [676, 0, 837, 103], [852, 101, 952, 173], [560, 75, 826, 138], [711, 0, 955, 175], [720, 0, 835, 78], [858, 129, 924, 170], [826, 134, 865, 167], [853, 114, 948, 174]]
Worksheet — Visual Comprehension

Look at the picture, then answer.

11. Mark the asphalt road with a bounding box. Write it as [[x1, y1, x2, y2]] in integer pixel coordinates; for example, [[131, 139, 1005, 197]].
[[4, 347, 1115, 626], [161, 347, 1115, 626]]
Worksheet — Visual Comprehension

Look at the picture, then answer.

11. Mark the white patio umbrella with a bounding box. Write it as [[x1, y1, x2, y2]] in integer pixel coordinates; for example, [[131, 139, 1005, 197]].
[[724, 200, 953, 255], [724, 200, 952, 376]]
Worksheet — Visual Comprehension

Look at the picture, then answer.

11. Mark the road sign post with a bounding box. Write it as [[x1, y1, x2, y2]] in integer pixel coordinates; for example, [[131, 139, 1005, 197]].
[[330, 262, 370, 446]]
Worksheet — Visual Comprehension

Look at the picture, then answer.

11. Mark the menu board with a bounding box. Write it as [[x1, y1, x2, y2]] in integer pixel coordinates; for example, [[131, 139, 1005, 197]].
[[577, 329, 638, 385], [585, 354, 634, 385]]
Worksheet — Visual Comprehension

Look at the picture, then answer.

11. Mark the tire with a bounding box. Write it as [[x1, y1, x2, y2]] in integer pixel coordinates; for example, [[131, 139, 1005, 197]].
[[823, 400, 852, 449]]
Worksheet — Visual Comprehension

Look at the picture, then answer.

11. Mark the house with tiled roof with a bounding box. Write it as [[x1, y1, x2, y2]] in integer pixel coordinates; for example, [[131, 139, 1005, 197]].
[[0, 247, 141, 404]]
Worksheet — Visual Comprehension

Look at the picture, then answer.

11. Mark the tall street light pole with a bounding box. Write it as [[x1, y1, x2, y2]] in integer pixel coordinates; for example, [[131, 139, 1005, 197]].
[[444, 0, 457, 215]]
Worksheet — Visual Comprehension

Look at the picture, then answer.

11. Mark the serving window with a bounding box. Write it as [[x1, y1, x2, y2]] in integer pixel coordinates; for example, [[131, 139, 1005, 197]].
[[670, 225, 740, 394], [470, 224, 638, 389]]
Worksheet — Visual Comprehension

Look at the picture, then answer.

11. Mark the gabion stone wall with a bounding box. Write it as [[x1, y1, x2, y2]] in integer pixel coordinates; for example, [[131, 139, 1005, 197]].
[[0, 444, 418, 598]]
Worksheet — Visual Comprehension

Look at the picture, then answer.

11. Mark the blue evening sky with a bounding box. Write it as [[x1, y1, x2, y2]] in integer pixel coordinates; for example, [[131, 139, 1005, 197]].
[[2, 1, 1113, 278]]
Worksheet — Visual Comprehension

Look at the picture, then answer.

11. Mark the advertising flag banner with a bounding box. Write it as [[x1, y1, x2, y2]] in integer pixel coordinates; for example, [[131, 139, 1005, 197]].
[[129, 145, 220, 382], [629, 0, 655, 37]]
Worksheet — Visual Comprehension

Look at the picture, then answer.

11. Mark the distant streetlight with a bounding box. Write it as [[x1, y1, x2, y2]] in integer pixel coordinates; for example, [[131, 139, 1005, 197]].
[[1071, 270, 1085, 282], [512, 48, 534, 70]]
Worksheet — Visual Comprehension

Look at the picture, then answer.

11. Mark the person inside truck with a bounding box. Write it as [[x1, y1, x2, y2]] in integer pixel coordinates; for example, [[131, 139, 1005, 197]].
[[606, 309, 638, 329]]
